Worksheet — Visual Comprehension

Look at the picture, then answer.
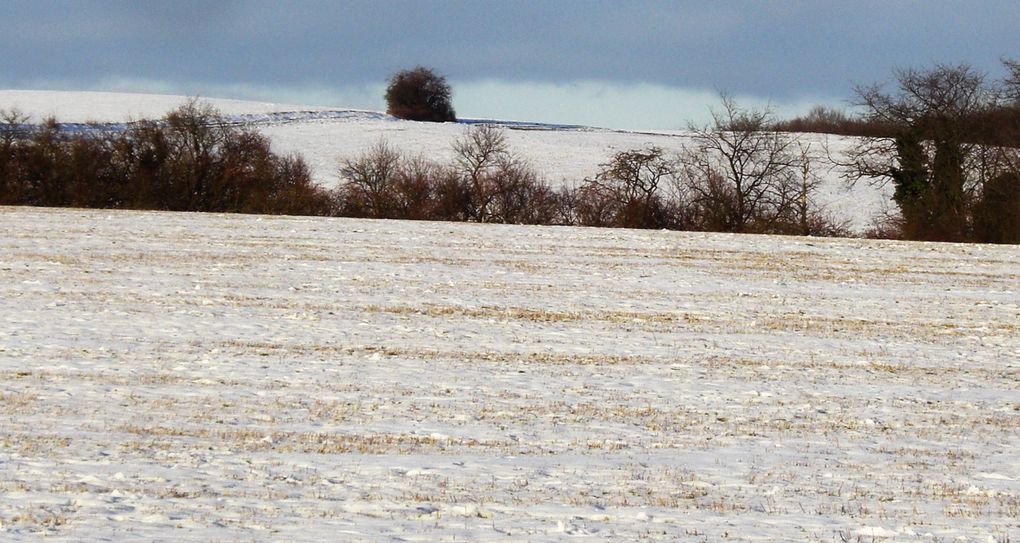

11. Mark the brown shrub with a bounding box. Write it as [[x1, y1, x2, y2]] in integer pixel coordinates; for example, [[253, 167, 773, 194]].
[[0, 101, 334, 215]]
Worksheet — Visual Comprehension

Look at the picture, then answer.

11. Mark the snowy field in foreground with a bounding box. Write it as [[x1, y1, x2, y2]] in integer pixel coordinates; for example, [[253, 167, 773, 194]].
[[0, 90, 891, 232], [1, 206, 1018, 541]]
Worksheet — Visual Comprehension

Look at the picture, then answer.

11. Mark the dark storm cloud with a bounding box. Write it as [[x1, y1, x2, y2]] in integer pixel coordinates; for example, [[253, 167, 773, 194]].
[[2, 0, 1018, 126]]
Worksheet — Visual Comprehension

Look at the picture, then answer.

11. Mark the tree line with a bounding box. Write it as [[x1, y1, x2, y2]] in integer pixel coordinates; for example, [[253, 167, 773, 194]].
[[0, 100, 333, 215], [0, 95, 847, 237], [779, 60, 1020, 243], [2, 60, 1018, 243], [339, 96, 849, 237], [378, 63, 1019, 242]]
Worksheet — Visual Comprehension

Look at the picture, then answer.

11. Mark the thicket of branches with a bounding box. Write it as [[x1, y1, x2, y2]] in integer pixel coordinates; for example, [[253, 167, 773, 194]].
[[0, 100, 333, 215], [336, 125, 569, 225], [772, 60, 1020, 243], [839, 61, 1020, 243], [336, 105, 850, 237]]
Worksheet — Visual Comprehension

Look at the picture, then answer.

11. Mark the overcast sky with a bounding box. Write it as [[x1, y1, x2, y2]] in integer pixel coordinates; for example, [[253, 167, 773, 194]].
[[3, 1, 1018, 129]]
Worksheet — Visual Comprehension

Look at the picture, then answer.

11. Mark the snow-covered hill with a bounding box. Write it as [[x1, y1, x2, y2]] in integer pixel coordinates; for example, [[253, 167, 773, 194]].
[[0, 90, 891, 231]]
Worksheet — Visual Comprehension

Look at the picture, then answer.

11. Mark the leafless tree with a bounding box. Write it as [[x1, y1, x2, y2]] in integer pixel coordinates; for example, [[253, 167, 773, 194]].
[[0, 109, 31, 202], [1002, 58, 1020, 104], [791, 140, 852, 236], [338, 140, 402, 217], [579, 147, 678, 229], [452, 124, 507, 221], [676, 95, 802, 233], [486, 154, 559, 224], [1, 108, 31, 146], [388, 155, 443, 220], [451, 124, 548, 223]]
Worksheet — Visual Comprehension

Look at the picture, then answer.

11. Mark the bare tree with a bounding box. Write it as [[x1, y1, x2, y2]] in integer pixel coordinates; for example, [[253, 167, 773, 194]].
[[791, 140, 852, 236], [1002, 58, 1020, 104], [337, 140, 402, 218], [452, 124, 546, 223], [676, 95, 802, 233], [389, 155, 443, 220], [1, 108, 31, 146], [486, 154, 559, 224], [0, 109, 31, 203], [579, 147, 678, 229], [452, 124, 508, 221]]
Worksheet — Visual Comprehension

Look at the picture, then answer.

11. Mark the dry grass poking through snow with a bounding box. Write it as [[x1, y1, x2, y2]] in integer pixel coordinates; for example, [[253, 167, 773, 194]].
[[0, 206, 1018, 541]]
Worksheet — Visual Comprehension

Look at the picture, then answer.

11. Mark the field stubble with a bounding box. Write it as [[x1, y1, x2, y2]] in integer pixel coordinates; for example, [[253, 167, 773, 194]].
[[1, 206, 1018, 541]]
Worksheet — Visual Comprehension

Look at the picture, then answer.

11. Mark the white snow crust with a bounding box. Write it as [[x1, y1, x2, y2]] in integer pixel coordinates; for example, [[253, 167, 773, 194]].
[[1, 206, 1018, 541]]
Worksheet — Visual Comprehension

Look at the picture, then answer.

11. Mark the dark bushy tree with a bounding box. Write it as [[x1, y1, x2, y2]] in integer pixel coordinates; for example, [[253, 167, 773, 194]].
[[841, 61, 1020, 242], [385, 66, 456, 122], [972, 172, 1020, 244]]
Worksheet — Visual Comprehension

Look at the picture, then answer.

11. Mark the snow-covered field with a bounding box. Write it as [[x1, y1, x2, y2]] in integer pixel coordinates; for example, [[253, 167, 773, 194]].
[[0, 90, 891, 232], [2, 206, 1018, 541]]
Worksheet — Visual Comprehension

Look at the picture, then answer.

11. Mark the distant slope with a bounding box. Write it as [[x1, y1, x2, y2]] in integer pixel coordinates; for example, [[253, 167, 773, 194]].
[[0, 90, 341, 122], [0, 90, 892, 231]]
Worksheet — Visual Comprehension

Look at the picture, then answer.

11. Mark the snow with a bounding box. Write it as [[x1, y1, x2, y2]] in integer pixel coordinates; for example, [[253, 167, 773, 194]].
[[0, 89, 337, 123], [2, 206, 1019, 541], [1, 90, 893, 232]]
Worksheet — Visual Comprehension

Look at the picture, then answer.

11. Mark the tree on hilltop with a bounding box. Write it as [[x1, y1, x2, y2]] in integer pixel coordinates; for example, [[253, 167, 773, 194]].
[[384, 66, 456, 123]]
